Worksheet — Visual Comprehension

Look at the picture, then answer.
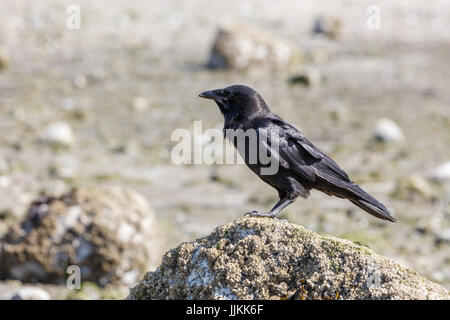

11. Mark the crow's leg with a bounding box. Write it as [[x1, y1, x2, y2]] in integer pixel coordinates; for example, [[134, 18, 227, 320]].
[[245, 197, 294, 218]]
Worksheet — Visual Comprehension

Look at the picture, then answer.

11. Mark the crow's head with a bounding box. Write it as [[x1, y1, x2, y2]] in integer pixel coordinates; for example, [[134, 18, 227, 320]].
[[199, 85, 270, 125]]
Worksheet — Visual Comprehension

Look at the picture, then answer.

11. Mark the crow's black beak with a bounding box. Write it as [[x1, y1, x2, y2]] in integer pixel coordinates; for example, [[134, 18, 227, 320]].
[[199, 89, 223, 101]]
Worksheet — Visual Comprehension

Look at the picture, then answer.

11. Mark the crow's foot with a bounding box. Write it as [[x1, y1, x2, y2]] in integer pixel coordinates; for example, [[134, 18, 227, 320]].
[[244, 211, 276, 218]]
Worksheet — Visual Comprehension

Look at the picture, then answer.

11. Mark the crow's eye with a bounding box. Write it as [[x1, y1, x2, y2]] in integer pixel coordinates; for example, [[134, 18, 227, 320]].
[[222, 90, 232, 100]]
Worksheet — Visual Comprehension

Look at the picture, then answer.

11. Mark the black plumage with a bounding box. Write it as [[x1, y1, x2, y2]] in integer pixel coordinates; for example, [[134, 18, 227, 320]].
[[199, 84, 396, 222]]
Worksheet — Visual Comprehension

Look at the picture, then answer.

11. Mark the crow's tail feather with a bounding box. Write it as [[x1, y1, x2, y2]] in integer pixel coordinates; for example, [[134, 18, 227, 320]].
[[315, 171, 397, 222], [348, 186, 397, 222], [349, 199, 396, 222]]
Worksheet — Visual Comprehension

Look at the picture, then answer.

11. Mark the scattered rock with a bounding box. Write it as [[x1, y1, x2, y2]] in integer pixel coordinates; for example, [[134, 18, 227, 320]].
[[60, 98, 76, 111], [289, 67, 322, 87], [415, 211, 445, 236], [207, 23, 303, 70], [0, 186, 163, 286], [128, 217, 449, 300], [73, 75, 87, 89], [40, 121, 75, 147], [373, 118, 405, 143], [0, 209, 14, 220], [0, 48, 9, 70], [394, 173, 434, 200], [309, 48, 330, 64], [65, 281, 128, 300], [0, 176, 11, 188], [90, 67, 107, 81], [434, 228, 450, 245], [132, 96, 149, 111], [108, 139, 140, 156], [0, 157, 10, 175], [312, 16, 342, 40], [49, 155, 78, 179], [328, 103, 351, 123], [432, 162, 450, 182], [10, 287, 50, 300]]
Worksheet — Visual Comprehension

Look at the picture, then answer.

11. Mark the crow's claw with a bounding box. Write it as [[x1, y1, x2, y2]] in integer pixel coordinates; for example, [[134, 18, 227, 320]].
[[244, 211, 276, 218]]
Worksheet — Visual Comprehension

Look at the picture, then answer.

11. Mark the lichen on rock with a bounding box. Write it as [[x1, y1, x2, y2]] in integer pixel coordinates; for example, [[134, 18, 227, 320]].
[[128, 217, 449, 300]]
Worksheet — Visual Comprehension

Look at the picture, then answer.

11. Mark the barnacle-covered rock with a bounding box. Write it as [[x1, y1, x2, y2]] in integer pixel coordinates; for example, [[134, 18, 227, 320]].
[[128, 217, 448, 300]]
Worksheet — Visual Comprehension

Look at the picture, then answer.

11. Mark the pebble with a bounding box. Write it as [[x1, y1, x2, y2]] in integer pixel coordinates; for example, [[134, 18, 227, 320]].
[[132, 96, 149, 111], [0, 48, 9, 69], [10, 287, 50, 300], [0, 158, 10, 175], [289, 67, 322, 87], [73, 75, 87, 89], [432, 162, 450, 182], [49, 155, 78, 179], [373, 118, 404, 143], [40, 121, 75, 147]]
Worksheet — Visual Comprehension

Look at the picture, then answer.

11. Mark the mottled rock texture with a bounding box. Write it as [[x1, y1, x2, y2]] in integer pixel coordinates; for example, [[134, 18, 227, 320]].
[[128, 217, 449, 300], [0, 186, 163, 286], [207, 23, 303, 70]]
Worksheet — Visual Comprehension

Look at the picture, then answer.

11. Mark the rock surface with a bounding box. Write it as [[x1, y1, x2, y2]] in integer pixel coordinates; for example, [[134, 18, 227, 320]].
[[207, 23, 303, 70], [0, 186, 163, 286], [128, 217, 449, 300]]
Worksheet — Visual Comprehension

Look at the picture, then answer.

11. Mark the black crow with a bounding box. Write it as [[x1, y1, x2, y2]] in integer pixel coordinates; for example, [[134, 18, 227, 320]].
[[199, 85, 396, 222]]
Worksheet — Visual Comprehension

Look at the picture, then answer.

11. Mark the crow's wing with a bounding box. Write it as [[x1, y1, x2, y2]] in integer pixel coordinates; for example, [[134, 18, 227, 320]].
[[258, 116, 396, 222], [265, 117, 350, 183], [257, 124, 317, 182]]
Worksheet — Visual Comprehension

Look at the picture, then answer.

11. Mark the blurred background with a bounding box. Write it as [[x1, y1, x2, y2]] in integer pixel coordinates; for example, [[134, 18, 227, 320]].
[[0, 0, 449, 299]]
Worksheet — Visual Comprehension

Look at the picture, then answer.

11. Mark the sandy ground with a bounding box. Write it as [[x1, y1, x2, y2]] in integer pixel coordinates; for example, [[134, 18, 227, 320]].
[[0, 0, 449, 297]]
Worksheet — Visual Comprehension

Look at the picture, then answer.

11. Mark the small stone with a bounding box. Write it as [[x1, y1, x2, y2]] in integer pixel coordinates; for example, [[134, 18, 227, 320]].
[[310, 49, 330, 64], [373, 118, 405, 143], [49, 155, 78, 179], [128, 217, 449, 300], [40, 121, 75, 147], [91, 67, 106, 81], [10, 287, 50, 300], [73, 75, 87, 89], [432, 162, 450, 182], [132, 96, 149, 111], [0, 158, 10, 175], [289, 67, 322, 87], [434, 228, 450, 245], [395, 173, 433, 199], [207, 23, 303, 70], [0, 176, 11, 188], [329, 104, 351, 123], [0, 48, 9, 70], [60, 97, 76, 111], [0, 209, 14, 220], [312, 16, 342, 40]]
